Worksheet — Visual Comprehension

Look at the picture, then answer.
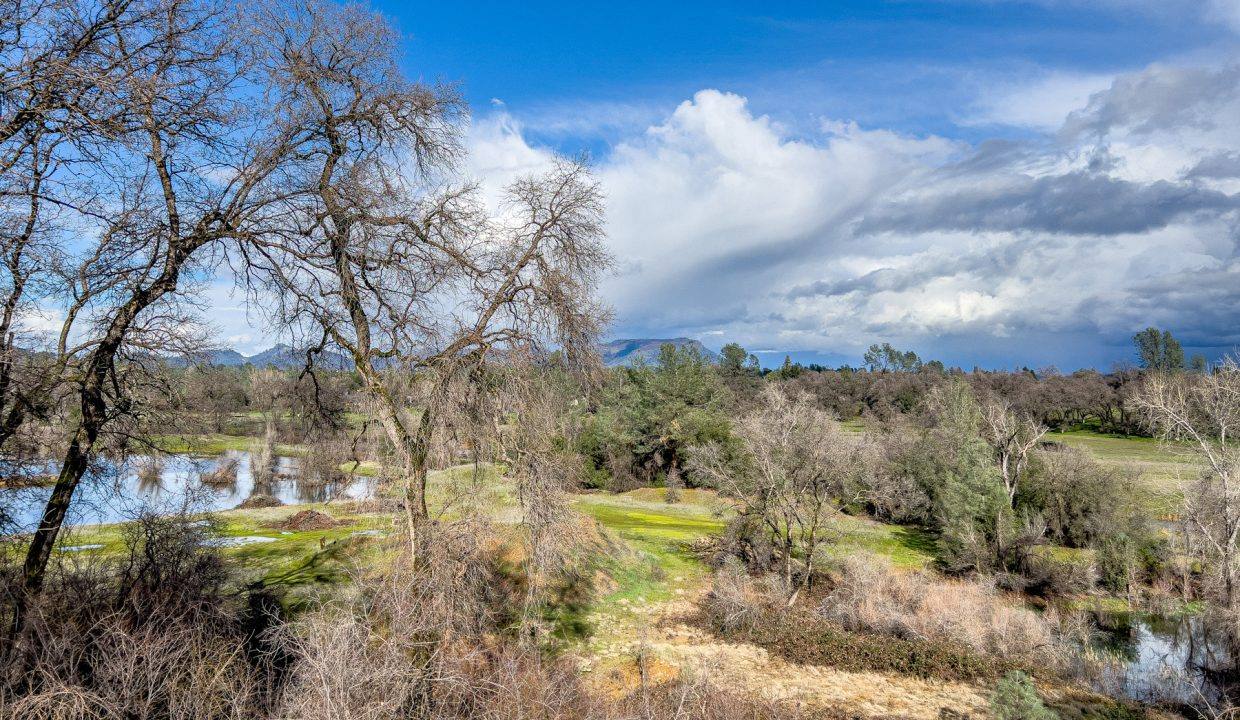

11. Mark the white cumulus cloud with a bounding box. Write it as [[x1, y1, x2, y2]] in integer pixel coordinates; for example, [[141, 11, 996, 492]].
[[466, 71, 1240, 368]]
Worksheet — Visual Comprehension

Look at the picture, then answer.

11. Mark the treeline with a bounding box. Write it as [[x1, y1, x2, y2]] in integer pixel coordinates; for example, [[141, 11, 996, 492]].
[[574, 342, 1166, 596], [786, 365, 1142, 434], [749, 327, 1209, 435]]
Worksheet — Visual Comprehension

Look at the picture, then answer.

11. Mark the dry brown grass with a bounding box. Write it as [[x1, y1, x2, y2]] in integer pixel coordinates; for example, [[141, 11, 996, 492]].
[[0, 514, 273, 720], [818, 553, 1071, 670], [3, 621, 261, 720]]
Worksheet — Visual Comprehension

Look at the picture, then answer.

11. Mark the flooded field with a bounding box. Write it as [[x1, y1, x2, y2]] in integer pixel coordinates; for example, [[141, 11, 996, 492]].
[[1, 450, 376, 530]]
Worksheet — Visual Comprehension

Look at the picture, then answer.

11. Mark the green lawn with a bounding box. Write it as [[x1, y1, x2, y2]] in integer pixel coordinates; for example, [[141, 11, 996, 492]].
[[830, 513, 937, 569], [1046, 429, 1200, 513]]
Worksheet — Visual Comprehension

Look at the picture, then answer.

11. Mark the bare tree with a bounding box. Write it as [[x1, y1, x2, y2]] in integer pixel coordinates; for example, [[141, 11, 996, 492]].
[[11, 0, 318, 626], [980, 397, 1047, 508], [690, 385, 864, 604], [0, 0, 142, 455], [238, 0, 610, 549], [1134, 358, 1240, 616], [502, 362, 592, 638]]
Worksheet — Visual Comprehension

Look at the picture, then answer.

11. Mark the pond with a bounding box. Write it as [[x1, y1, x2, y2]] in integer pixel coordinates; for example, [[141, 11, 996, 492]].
[[1, 450, 377, 531], [1091, 611, 1236, 707]]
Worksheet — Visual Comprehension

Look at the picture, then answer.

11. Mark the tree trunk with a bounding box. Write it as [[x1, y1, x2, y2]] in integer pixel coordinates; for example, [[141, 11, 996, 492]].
[[11, 236, 196, 638]]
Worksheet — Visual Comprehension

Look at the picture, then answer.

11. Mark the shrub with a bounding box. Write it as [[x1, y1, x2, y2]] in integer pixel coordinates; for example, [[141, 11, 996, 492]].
[[705, 558, 768, 634], [990, 671, 1055, 720], [1024, 447, 1126, 548], [704, 560, 997, 682], [1023, 546, 1097, 596], [1, 513, 272, 720], [818, 553, 1072, 671], [712, 514, 776, 574]]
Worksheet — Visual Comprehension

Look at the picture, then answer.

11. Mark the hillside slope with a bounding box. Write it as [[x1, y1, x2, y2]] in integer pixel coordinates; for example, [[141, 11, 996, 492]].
[[602, 338, 719, 366]]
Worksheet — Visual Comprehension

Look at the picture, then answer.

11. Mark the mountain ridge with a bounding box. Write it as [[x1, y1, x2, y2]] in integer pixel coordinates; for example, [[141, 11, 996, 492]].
[[600, 338, 719, 366], [179, 338, 719, 370]]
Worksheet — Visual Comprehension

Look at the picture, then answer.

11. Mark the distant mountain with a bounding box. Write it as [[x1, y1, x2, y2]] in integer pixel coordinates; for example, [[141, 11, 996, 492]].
[[244, 344, 352, 370], [179, 338, 714, 371], [600, 338, 719, 367], [176, 344, 353, 371], [203, 348, 245, 366]]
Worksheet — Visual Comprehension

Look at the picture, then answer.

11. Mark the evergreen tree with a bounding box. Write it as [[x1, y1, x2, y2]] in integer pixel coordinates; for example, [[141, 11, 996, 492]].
[[719, 342, 760, 376], [1133, 327, 1184, 374]]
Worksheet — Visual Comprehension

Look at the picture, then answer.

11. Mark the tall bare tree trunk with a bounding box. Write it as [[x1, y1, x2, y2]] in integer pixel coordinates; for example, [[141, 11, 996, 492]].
[[12, 245, 194, 639]]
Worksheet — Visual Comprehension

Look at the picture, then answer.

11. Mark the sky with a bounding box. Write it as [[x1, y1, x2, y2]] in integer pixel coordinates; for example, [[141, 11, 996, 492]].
[[210, 0, 1240, 370]]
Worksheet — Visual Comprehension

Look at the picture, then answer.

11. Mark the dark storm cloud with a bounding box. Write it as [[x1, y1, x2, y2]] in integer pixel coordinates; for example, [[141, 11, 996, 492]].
[[1185, 152, 1240, 180], [860, 171, 1239, 236]]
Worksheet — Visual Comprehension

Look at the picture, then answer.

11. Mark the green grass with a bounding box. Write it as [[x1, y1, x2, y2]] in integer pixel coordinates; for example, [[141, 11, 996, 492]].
[[829, 514, 938, 569], [53, 503, 391, 593], [1046, 429, 1200, 513], [570, 486, 939, 610], [340, 460, 381, 476], [426, 463, 516, 520], [574, 488, 724, 607], [152, 433, 307, 457]]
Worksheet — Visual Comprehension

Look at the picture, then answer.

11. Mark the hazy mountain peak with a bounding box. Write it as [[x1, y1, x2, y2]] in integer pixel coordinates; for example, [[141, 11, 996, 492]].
[[600, 338, 719, 367]]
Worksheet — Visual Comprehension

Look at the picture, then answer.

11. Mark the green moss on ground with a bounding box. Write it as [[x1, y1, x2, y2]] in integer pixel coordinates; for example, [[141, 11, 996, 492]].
[[152, 433, 306, 457], [575, 489, 724, 606]]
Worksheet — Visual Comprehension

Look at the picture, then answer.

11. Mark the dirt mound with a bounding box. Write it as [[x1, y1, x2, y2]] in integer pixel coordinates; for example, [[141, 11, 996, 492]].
[[236, 494, 283, 509], [275, 509, 339, 531]]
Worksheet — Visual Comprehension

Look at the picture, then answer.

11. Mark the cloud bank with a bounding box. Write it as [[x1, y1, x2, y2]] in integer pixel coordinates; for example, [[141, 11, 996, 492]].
[[470, 61, 1240, 369]]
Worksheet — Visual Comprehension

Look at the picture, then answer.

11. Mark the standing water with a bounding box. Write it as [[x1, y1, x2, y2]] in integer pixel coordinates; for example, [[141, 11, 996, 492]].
[[1092, 611, 1235, 707], [1, 450, 377, 531]]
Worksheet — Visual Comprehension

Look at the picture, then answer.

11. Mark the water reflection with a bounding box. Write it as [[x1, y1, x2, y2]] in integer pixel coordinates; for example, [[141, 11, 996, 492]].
[[0, 450, 376, 531], [1093, 611, 1236, 706]]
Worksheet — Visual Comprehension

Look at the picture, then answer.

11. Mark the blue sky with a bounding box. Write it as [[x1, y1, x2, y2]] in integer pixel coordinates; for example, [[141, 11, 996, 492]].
[[384, 0, 1225, 144], [211, 1, 1240, 370]]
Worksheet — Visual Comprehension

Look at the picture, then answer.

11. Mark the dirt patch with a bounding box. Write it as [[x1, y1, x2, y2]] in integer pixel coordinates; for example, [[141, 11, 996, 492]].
[[273, 509, 340, 531], [587, 593, 991, 720], [237, 493, 283, 509]]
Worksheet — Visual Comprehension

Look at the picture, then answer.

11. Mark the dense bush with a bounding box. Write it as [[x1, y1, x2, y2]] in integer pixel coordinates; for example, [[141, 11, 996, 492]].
[[990, 671, 1056, 720], [704, 559, 1003, 682], [1022, 446, 1127, 548], [817, 554, 1073, 671], [1, 514, 279, 720], [579, 344, 735, 489]]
